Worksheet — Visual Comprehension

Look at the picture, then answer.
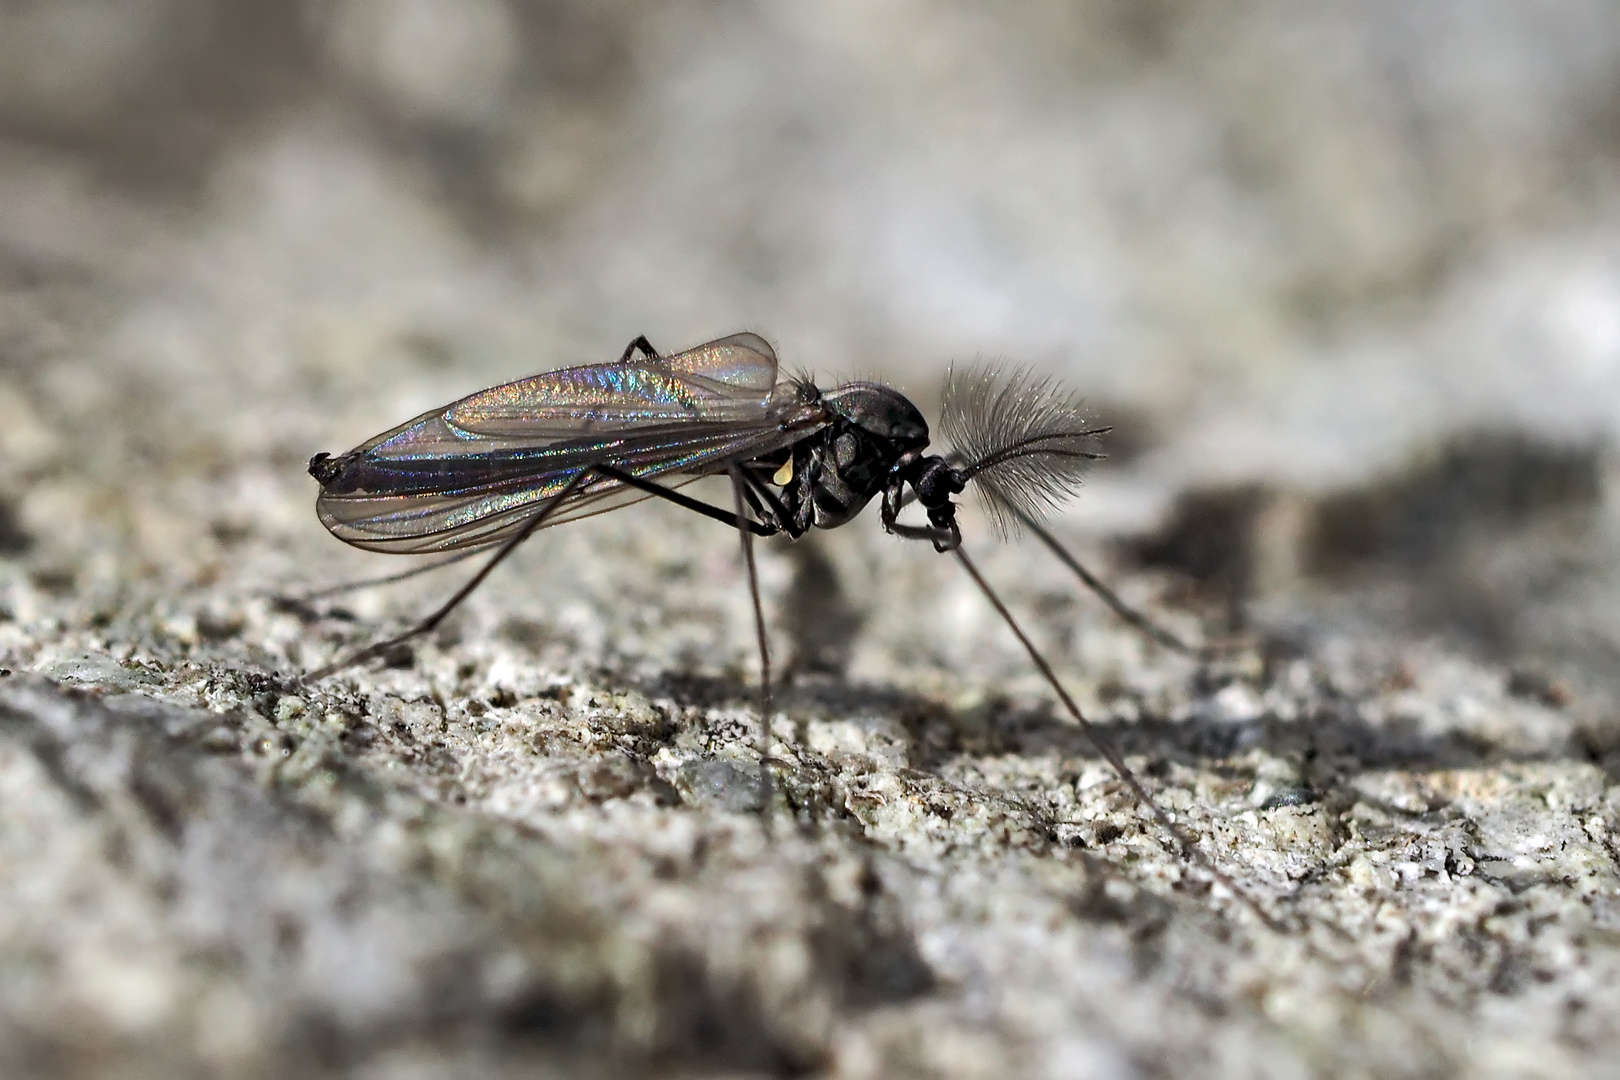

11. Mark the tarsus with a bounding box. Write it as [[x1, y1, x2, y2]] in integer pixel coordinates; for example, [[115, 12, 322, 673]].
[[302, 469, 594, 681], [282, 550, 482, 606], [951, 545, 1286, 934]]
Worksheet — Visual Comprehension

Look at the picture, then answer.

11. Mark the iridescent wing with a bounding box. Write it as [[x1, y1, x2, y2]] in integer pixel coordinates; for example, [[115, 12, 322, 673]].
[[313, 333, 826, 554]]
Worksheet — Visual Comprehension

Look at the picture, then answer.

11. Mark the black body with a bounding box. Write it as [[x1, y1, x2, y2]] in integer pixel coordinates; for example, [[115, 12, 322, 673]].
[[731, 381, 966, 550]]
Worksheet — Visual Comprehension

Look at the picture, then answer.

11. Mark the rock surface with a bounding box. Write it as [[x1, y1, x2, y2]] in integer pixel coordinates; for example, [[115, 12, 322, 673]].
[[3, 4, 1620, 1078]]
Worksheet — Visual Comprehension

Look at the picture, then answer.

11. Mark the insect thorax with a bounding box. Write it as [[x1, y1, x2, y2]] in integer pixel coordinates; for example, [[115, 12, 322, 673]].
[[778, 383, 931, 532]]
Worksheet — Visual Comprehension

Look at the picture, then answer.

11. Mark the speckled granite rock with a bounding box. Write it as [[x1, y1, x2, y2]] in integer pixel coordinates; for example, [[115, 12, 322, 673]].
[[4, 3, 1620, 1078], [6, 610, 1620, 1078]]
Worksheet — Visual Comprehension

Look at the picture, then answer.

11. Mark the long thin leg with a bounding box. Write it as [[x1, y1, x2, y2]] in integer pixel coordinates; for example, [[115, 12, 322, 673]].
[[594, 465, 776, 536], [892, 487, 1206, 654], [1011, 507, 1203, 658], [303, 469, 595, 681], [731, 465, 774, 831], [283, 549, 484, 607], [951, 545, 1284, 933]]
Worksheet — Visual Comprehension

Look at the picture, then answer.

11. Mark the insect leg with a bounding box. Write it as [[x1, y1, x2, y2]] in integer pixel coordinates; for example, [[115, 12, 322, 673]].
[[886, 520, 957, 546], [949, 544, 1284, 932], [1010, 507, 1204, 658], [880, 482, 959, 548], [735, 480, 777, 530], [894, 477, 1208, 655], [281, 549, 485, 611], [593, 465, 778, 536], [734, 466, 797, 536], [303, 468, 596, 681], [617, 335, 661, 363], [730, 465, 775, 831]]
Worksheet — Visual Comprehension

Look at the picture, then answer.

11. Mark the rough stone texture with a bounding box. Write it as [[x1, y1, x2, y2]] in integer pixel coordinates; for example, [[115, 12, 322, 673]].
[[3, 3, 1620, 1078]]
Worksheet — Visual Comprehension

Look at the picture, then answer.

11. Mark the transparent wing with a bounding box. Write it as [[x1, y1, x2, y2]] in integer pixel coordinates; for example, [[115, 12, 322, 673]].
[[437, 331, 781, 438], [313, 333, 826, 554]]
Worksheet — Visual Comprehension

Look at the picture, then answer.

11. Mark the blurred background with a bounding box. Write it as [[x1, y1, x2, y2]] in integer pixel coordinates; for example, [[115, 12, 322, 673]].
[[3, 0, 1620, 703]]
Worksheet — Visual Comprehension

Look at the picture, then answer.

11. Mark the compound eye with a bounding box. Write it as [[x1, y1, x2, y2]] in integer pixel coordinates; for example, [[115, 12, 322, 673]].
[[834, 432, 860, 469]]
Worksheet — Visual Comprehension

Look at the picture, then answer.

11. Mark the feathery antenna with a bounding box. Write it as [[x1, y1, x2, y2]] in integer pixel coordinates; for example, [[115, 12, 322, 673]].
[[939, 364, 1108, 537]]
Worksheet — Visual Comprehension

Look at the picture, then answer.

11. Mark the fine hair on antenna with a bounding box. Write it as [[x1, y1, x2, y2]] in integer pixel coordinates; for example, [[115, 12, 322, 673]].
[[939, 363, 1109, 538], [298, 331, 1282, 931]]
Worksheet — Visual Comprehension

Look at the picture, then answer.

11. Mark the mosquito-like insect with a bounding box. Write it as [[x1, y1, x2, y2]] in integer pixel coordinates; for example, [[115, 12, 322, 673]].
[[304, 332, 1274, 926]]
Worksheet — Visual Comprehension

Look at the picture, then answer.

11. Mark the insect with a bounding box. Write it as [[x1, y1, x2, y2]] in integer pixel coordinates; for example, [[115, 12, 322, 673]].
[[305, 332, 1274, 926]]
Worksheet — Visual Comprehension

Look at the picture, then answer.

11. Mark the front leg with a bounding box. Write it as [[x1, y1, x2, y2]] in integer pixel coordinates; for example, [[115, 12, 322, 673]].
[[882, 479, 960, 549], [881, 480, 906, 532], [890, 519, 960, 550]]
